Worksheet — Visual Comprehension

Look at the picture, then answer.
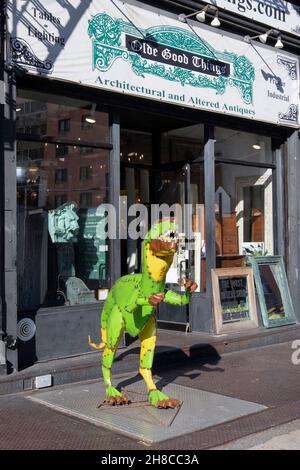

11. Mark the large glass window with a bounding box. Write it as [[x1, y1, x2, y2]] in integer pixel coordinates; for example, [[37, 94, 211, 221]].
[[16, 91, 110, 312], [214, 127, 273, 164], [213, 127, 274, 272]]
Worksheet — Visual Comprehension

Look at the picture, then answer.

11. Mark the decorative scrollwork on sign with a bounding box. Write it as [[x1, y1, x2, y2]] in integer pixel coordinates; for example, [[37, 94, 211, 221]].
[[229, 79, 253, 105], [129, 54, 227, 94], [278, 104, 298, 123], [88, 12, 254, 105], [277, 55, 297, 80], [88, 12, 122, 46], [11, 37, 53, 72]]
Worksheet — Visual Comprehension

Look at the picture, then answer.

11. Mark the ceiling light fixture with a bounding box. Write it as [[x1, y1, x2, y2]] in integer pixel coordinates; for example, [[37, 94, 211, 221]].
[[252, 142, 261, 150], [178, 5, 220, 27], [244, 29, 283, 49], [211, 11, 221, 28]]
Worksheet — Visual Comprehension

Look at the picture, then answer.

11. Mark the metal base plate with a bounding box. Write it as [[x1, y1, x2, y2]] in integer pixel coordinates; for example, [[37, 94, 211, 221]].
[[27, 379, 267, 443]]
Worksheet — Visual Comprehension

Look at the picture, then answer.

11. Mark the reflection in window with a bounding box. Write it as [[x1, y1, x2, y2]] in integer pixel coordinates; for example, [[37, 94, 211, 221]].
[[16, 138, 110, 311], [58, 118, 71, 133], [259, 264, 285, 319], [214, 164, 273, 262], [214, 127, 272, 164], [80, 166, 92, 181], [120, 130, 152, 165], [55, 194, 68, 206], [80, 192, 92, 207], [16, 91, 109, 144], [56, 145, 69, 158], [55, 169, 68, 184]]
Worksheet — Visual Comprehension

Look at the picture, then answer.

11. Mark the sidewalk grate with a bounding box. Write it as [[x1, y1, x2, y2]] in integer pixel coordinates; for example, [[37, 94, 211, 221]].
[[27, 379, 267, 443]]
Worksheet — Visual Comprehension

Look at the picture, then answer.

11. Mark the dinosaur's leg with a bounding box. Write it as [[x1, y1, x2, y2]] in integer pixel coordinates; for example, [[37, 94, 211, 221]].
[[102, 305, 129, 406], [139, 315, 180, 409]]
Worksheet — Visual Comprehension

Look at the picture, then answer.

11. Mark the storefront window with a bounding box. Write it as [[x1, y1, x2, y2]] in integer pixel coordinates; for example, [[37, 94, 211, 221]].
[[214, 127, 273, 164], [213, 127, 274, 272], [16, 90, 109, 144], [120, 130, 152, 165], [214, 163, 273, 261], [16, 92, 110, 312]]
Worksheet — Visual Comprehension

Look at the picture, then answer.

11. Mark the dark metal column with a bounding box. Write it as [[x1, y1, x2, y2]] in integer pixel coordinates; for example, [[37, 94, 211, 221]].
[[150, 131, 161, 205], [190, 124, 215, 333], [0, 0, 18, 374], [272, 139, 285, 258], [109, 111, 121, 285], [286, 130, 300, 322], [204, 125, 216, 297]]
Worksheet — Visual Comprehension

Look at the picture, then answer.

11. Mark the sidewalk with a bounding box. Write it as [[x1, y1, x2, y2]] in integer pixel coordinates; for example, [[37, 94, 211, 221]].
[[1, 323, 300, 396], [0, 340, 300, 449], [213, 419, 300, 450]]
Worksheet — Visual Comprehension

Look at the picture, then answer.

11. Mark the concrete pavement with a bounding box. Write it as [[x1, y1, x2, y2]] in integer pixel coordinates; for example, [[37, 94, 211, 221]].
[[0, 340, 299, 450]]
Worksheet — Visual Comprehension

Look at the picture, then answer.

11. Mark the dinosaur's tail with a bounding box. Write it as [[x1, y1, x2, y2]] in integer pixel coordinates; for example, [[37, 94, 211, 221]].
[[88, 329, 106, 350], [88, 290, 114, 350]]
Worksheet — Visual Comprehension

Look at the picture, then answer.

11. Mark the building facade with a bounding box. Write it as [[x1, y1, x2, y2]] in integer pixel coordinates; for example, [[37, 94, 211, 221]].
[[0, 0, 300, 373]]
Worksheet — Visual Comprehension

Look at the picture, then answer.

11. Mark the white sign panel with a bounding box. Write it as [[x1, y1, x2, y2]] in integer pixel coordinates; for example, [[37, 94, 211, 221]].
[[203, 1, 300, 37], [8, 0, 299, 128]]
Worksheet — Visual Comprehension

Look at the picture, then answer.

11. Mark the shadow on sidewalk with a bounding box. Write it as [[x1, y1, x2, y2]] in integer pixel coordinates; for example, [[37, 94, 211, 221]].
[[115, 344, 224, 392]]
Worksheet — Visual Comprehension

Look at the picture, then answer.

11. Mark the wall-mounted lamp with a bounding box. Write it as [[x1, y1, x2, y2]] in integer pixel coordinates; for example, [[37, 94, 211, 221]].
[[210, 11, 221, 28], [178, 5, 221, 28], [244, 29, 284, 49], [275, 36, 284, 49]]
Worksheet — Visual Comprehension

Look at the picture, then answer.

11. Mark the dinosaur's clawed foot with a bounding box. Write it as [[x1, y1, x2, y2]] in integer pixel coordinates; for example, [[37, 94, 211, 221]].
[[102, 386, 131, 407], [149, 389, 181, 409], [157, 398, 181, 409], [103, 395, 130, 406]]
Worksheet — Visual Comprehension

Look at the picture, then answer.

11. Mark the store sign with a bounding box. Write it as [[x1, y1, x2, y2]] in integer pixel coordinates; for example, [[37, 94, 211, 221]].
[[202, 1, 300, 37], [125, 35, 231, 77], [8, 0, 300, 127]]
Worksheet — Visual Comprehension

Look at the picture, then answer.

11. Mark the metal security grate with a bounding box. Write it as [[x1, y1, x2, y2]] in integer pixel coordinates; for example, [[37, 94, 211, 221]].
[[27, 379, 267, 444]]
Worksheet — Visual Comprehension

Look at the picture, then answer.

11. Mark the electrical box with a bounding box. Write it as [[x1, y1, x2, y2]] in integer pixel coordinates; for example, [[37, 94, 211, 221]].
[[34, 374, 52, 389]]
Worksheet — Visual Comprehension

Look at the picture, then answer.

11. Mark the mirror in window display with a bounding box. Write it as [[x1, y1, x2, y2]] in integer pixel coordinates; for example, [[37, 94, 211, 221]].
[[17, 141, 110, 311]]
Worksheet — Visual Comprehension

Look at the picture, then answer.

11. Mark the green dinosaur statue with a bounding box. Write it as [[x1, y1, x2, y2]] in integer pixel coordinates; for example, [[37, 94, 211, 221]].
[[89, 219, 197, 408]]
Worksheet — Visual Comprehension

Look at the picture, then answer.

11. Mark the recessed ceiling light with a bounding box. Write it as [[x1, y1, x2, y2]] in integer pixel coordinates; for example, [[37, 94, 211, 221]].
[[253, 143, 261, 150], [85, 116, 96, 124]]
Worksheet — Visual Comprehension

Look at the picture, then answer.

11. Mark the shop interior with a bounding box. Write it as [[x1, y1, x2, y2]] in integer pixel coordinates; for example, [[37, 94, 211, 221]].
[[15, 90, 275, 323]]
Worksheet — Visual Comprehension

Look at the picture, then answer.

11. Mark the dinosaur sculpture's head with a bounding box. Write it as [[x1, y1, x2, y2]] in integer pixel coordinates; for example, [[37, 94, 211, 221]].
[[143, 219, 178, 282]]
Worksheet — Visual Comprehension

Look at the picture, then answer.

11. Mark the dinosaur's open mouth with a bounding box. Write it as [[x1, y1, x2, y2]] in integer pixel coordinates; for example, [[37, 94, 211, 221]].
[[149, 230, 178, 257]]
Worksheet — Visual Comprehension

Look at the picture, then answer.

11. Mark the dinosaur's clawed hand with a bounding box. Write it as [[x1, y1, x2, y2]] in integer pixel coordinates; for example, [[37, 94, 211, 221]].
[[180, 278, 198, 293], [149, 292, 165, 307]]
